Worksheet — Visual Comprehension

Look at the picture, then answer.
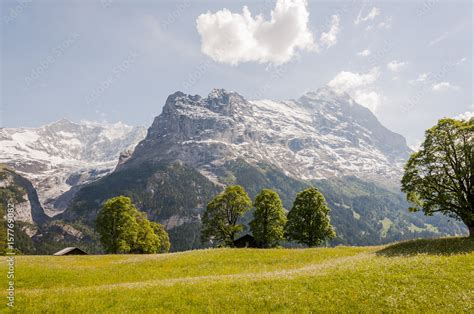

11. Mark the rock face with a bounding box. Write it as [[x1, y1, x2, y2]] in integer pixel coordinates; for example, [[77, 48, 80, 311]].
[[124, 88, 411, 187], [0, 119, 146, 216], [0, 166, 48, 226]]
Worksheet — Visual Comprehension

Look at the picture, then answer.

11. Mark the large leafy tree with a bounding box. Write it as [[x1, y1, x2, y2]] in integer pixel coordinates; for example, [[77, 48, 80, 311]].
[[401, 118, 473, 237], [96, 196, 140, 253], [96, 196, 170, 253], [250, 189, 287, 248], [285, 187, 336, 247], [201, 185, 252, 247]]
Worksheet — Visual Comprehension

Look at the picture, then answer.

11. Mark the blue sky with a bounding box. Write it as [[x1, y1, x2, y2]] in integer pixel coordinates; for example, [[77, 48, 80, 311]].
[[1, 0, 472, 147]]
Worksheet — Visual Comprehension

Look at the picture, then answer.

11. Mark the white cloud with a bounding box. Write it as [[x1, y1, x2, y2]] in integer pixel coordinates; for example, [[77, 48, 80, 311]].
[[432, 82, 460, 92], [454, 111, 473, 121], [357, 49, 371, 57], [429, 32, 449, 46], [354, 7, 380, 25], [319, 15, 340, 48], [328, 67, 380, 91], [352, 90, 382, 113], [327, 67, 382, 112], [387, 60, 407, 72], [409, 73, 429, 85], [196, 0, 315, 65]]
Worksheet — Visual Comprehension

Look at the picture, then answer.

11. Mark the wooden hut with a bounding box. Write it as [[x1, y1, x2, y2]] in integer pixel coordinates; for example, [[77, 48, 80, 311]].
[[53, 247, 88, 256], [233, 234, 258, 248]]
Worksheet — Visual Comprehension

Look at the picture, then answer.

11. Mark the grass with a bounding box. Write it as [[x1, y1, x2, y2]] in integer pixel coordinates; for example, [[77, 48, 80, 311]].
[[2, 237, 473, 312]]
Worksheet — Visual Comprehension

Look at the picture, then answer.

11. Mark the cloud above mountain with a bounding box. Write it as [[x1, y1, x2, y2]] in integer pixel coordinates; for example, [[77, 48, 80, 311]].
[[196, 0, 316, 65], [328, 67, 382, 112]]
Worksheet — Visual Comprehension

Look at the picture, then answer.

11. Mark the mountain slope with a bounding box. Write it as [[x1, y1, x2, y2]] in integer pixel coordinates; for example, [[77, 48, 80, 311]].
[[0, 119, 146, 216], [0, 166, 44, 253], [0, 165, 47, 226], [63, 88, 465, 251]]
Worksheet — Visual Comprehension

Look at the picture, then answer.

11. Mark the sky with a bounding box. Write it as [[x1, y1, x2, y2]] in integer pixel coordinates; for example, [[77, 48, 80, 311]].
[[1, 0, 472, 148]]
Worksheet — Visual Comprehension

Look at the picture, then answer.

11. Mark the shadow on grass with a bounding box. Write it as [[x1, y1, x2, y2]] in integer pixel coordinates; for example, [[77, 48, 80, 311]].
[[376, 237, 474, 257]]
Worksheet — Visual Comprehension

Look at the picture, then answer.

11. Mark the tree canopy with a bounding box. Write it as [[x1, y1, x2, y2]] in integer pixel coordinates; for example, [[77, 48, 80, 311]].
[[401, 118, 473, 237], [201, 185, 252, 247], [96, 196, 170, 253], [285, 187, 336, 247], [250, 189, 287, 248]]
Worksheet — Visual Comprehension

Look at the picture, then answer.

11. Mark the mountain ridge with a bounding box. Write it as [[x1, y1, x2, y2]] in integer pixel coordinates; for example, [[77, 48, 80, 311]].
[[123, 87, 411, 188], [0, 119, 146, 216]]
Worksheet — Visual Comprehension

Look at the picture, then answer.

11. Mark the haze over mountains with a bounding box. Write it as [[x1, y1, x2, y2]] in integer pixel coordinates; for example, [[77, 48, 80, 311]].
[[0, 87, 466, 253]]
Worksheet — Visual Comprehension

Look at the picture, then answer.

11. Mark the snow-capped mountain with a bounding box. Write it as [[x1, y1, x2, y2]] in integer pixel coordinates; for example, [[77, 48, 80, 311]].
[[124, 87, 411, 187], [0, 119, 146, 216]]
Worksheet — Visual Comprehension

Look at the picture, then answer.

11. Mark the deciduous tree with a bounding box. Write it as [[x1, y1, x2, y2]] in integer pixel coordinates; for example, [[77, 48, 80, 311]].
[[401, 118, 473, 237], [250, 189, 287, 248], [201, 185, 252, 247], [285, 187, 336, 247], [96, 196, 170, 253]]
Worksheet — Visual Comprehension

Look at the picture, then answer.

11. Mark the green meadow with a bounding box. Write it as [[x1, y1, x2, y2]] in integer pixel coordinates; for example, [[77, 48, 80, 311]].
[[3, 237, 473, 313]]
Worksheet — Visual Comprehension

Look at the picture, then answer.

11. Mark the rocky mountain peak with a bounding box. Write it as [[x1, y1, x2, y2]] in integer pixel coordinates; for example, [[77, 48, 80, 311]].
[[50, 118, 76, 126], [124, 88, 411, 187]]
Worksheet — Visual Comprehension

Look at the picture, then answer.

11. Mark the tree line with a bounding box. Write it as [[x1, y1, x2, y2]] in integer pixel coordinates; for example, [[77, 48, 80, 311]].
[[95, 186, 336, 253], [201, 186, 336, 248]]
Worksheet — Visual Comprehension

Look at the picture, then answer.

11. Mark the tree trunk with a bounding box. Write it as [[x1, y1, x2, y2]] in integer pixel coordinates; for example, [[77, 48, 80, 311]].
[[469, 225, 474, 237]]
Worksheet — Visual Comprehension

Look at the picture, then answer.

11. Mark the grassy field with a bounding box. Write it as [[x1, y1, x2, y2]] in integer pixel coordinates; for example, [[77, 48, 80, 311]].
[[2, 237, 473, 313]]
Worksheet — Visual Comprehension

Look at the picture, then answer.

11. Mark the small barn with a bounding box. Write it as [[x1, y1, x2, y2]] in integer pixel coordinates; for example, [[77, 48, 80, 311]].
[[53, 247, 88, 256], [233, 234, 258, 248]]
